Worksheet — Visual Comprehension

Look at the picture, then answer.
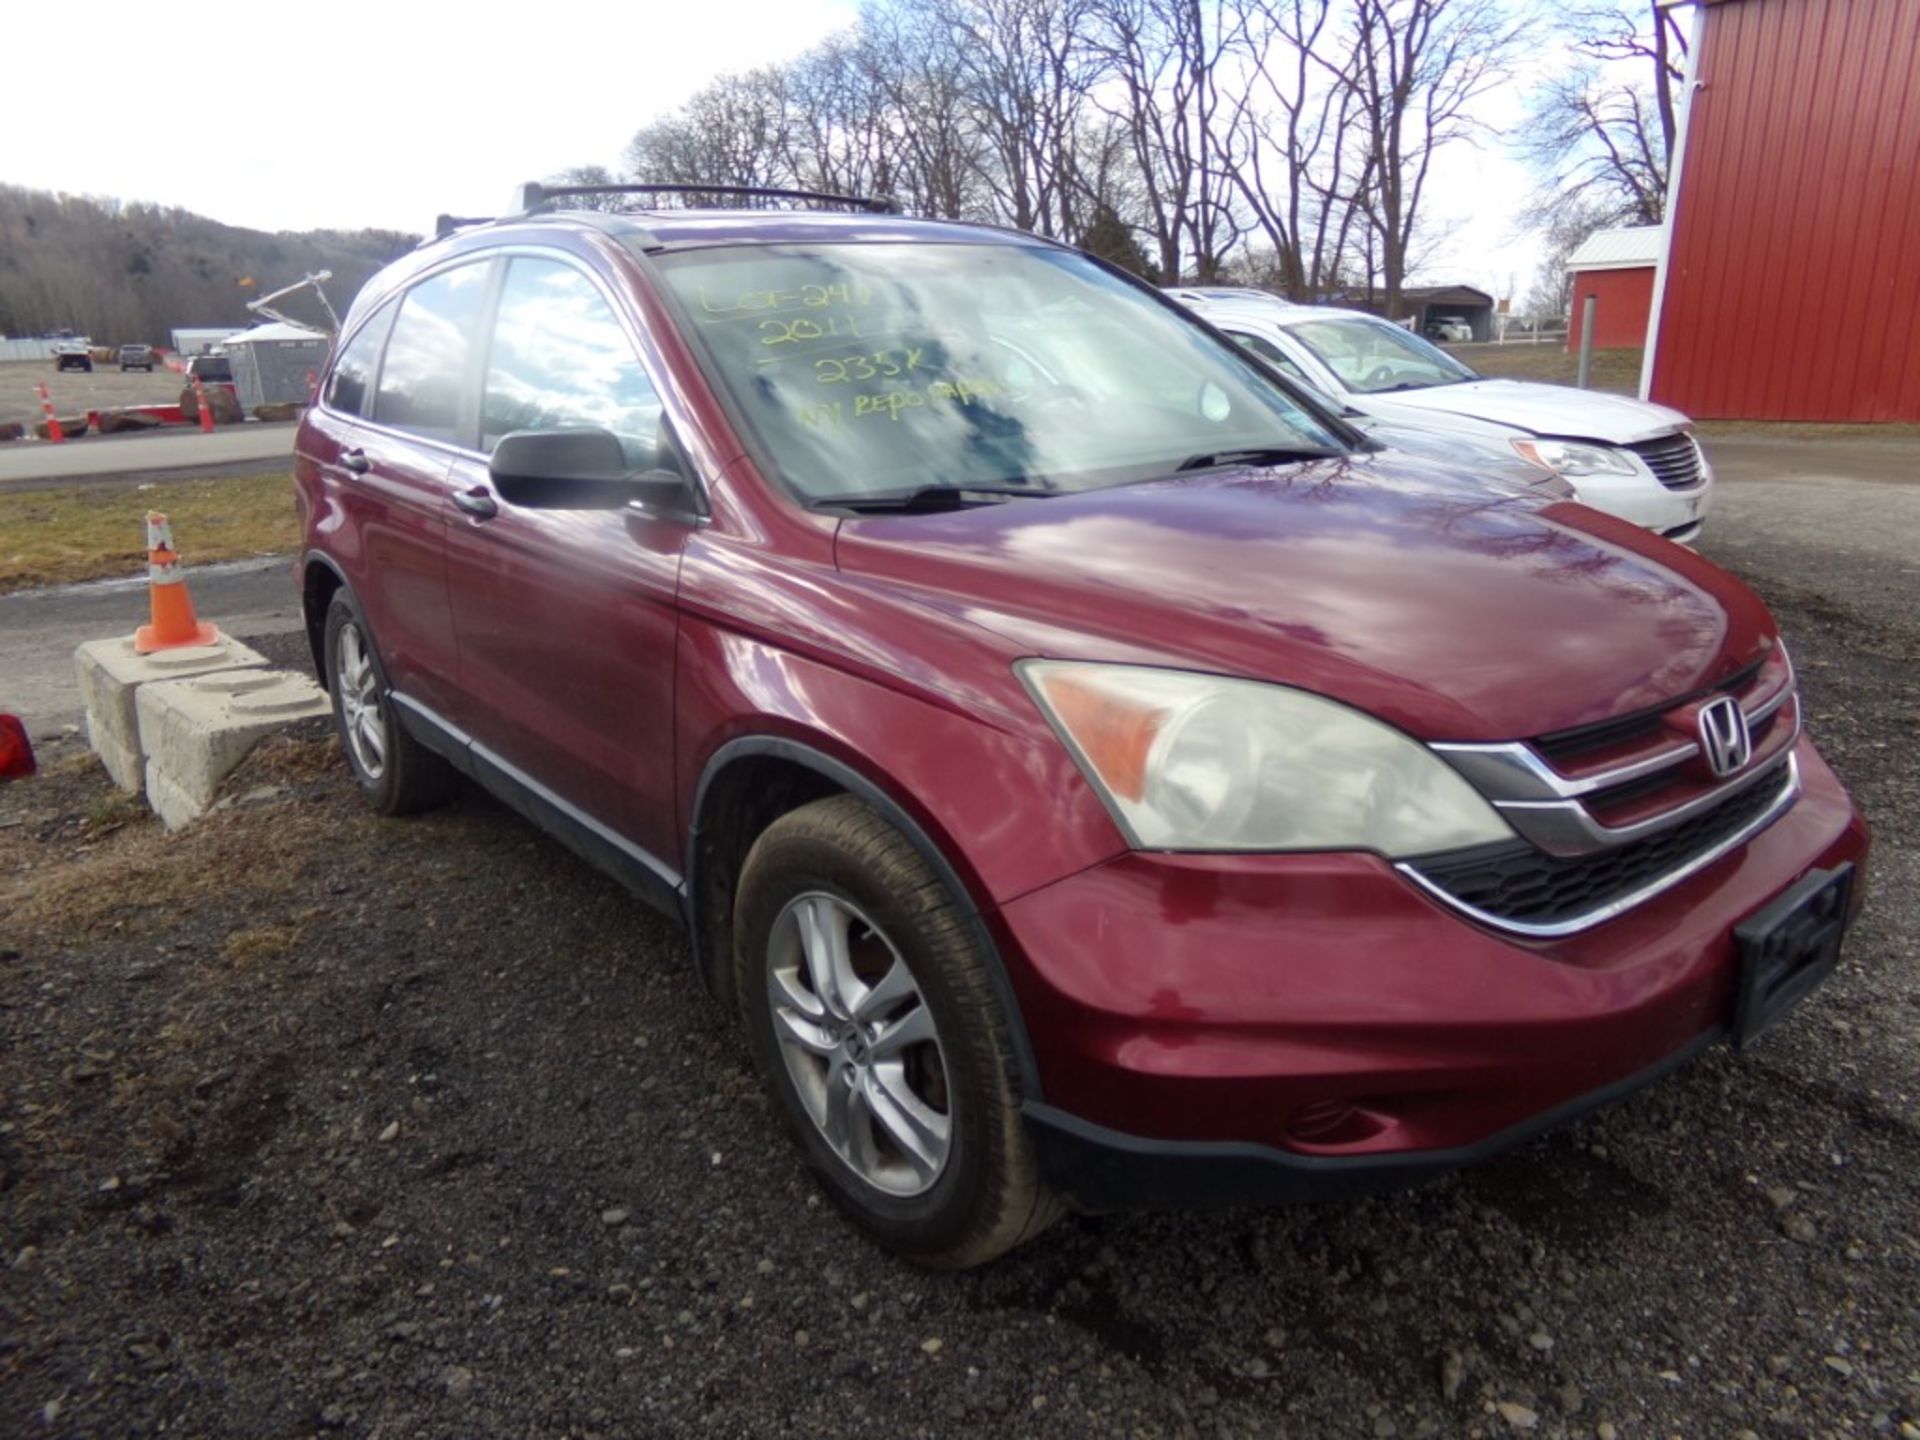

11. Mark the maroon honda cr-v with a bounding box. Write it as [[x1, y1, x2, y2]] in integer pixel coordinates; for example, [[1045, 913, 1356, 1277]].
[[293, 183, 1867, 1267]]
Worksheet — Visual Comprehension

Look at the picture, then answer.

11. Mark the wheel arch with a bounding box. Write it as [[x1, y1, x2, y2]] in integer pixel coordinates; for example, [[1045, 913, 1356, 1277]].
[[687, 735, 1043, 1103], [300, 550, 351, 689]]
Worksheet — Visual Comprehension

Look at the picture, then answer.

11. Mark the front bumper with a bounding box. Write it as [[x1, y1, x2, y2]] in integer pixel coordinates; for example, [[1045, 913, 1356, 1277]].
[[996, 738, 1866, 1211], [1569, 458, 1714, 537]]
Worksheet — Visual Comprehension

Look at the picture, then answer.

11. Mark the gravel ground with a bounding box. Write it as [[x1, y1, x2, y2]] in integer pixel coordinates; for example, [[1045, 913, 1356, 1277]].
[[0, 361, 186, 431], [2, 495, 1916, 1438]]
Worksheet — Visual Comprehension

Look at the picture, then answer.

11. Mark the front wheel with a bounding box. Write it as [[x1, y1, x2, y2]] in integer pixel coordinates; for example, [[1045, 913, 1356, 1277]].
[[734, 796, 1060, 1268], [322, 592, 456, 816]]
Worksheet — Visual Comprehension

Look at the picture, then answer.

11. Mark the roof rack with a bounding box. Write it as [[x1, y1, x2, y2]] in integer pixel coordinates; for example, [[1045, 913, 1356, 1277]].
[[513, 181, 900, 216]]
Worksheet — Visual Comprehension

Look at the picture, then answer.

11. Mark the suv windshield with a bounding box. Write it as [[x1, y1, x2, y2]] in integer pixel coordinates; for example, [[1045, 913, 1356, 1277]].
[[655, 242, 1346, 502], [1284, 317, 1477, 395]]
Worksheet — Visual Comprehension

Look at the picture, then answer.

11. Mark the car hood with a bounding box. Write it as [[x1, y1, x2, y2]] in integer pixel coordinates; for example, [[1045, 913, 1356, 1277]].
[[1369, 378, 1692, 444], [833, 454, 1770, 742]]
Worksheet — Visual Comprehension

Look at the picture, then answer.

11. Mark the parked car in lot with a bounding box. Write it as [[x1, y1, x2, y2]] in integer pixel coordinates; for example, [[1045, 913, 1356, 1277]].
[[294, 188, 1866, 1267], [1424, 316, 1474, 343], [53, 342, 92, 373], [1169, 289, 1715, 543], [184, 354, 233, 388], [118, 343, 156, 371]]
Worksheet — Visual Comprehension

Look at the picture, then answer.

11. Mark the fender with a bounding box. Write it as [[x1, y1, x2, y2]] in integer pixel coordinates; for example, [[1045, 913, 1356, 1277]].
[[298, 548, 353, 687], [689, 735, 1044, 1103]]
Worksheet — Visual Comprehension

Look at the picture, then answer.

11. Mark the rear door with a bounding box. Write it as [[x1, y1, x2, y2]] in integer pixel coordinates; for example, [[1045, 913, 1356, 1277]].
[[441, 252, 692, 866], [348, 258, 495, 723]]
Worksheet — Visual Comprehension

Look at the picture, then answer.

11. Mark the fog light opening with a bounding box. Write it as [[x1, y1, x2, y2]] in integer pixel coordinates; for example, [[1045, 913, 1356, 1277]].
[[1285, 1100, 1389, 1148]]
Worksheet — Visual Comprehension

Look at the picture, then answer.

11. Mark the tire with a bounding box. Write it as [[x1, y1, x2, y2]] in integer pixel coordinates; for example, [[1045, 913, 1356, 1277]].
[[321, 591, 457, 816], [734, 795, 1061, 1268]]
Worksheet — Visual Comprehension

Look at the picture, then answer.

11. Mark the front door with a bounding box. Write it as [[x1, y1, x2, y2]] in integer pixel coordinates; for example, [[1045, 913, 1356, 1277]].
[[442, 254, 691, 868]]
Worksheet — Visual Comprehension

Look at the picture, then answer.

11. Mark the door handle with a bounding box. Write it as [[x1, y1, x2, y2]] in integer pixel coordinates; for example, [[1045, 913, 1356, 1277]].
[[452, 486, 499, 520], [340, 448, 370, 475]]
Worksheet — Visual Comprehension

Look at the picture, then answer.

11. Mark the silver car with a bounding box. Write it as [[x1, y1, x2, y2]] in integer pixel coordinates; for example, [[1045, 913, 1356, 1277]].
[[1168, 289, 1714, 543]]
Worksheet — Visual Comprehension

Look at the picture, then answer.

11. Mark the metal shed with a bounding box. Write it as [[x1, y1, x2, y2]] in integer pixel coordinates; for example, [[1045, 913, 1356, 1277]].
[[221, 322, 330, 410], [1566, 226, 1660, 352]]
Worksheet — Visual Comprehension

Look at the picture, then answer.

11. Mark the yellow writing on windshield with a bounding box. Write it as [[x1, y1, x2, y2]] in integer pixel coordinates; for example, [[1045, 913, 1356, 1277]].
[[796, 376, 1008, 432], [698, 281, 875, 319], [813, 349, 925, 383]]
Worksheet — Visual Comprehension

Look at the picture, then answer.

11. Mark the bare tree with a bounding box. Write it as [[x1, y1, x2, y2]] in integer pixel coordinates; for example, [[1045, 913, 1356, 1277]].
[[1217, 0, 1376, 297], [1089, 0, 1249, 282], [1342, 0, 1526, 316], [936, 0, 1105, 239], [1521, 1, 1690, 231], [543, 165, 627, 212], [623, 69, 794, 199], [858, 3, 992, 218]]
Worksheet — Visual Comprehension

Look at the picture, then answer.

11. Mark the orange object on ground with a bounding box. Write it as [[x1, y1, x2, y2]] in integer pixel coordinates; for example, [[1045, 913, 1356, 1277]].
[[0, 714, 34, 780], [192, 377, 215, 432], [36, 382, 65, 443], [133, 512, 220, 653]]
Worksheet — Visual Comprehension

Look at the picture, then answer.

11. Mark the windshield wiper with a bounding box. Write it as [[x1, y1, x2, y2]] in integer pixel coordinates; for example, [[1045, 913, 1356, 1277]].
[[816, 484, 1058, 514], [1174, 446, 1338, 472]]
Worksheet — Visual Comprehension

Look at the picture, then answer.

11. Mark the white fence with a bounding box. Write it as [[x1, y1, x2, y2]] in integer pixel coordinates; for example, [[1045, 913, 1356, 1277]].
[[0, 338, 91, 362]]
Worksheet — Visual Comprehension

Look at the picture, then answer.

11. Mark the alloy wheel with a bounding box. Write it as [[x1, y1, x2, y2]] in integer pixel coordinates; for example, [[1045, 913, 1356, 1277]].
[[334, 622, 388, 780], [765, 892, 952, 1197]]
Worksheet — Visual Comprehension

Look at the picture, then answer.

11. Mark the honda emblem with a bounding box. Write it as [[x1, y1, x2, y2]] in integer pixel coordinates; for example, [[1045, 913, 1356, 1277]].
[[1697, 696, 1752, 777]]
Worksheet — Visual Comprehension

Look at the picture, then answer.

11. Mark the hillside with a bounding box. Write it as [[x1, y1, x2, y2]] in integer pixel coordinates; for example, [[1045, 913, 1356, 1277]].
[[0, 184, 419, 345]]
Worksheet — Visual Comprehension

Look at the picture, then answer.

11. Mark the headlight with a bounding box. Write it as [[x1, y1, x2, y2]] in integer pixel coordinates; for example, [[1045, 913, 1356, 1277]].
[[1510, 438, 1637, 478], [1021, 662, 1513, 855]]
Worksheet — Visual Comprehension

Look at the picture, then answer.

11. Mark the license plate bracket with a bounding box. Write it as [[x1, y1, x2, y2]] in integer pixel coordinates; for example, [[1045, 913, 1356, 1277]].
[[1731, 864, 1854, 1049]]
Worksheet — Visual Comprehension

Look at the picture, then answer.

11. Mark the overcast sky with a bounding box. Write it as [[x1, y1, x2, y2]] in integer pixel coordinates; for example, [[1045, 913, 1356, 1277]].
[[1, 0, 1544, 297]]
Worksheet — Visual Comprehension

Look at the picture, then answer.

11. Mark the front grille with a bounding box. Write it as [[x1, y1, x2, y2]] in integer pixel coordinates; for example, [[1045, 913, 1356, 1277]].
[[1407, 761, 1793, 929], [1534, 655, 1764, 765], [1626, 432, 1705, 491]]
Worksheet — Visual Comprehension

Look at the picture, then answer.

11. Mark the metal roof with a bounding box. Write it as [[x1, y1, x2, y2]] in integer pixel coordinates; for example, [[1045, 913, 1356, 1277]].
[[1568, 225, 1663, 272], [222, 321, 326, 345]]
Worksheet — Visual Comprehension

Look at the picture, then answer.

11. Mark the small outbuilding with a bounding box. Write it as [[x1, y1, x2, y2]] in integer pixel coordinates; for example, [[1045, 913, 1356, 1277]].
[[1565, 226, 1660, 352], [221, 322, 329, 411]]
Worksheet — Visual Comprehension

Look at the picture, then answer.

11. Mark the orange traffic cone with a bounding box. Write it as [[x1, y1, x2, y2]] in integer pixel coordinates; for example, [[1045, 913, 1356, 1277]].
[[36, 382, 65, 443], [133, 512, 220, 654], [192, 377, 216, 432]]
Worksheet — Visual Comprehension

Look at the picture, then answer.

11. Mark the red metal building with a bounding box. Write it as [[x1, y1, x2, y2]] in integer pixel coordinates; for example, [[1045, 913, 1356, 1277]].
[[1566, 226, 1660, 351], [1646, 0, 1920, 422]]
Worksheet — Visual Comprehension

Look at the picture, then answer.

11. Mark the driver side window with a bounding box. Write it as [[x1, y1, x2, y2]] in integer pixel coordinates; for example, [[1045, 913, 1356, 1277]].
[[481, 258, 665, 470]]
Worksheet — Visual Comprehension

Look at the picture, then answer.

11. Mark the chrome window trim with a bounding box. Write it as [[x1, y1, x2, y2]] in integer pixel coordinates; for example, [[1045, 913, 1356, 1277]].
[[1397, 754, 1802, 939]]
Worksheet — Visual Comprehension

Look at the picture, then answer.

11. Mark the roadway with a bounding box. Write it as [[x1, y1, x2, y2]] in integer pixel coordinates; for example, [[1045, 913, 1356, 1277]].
[[0, 423, 296, 491], [1, 560, 305, 738]]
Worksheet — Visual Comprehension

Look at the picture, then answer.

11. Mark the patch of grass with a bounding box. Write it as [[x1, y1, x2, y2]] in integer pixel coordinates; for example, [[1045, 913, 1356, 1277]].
[[83, 791, 147, 834], [222, 923, 304, 966], [0, 470, 296, 593], [1446, 342, 1645, 395]]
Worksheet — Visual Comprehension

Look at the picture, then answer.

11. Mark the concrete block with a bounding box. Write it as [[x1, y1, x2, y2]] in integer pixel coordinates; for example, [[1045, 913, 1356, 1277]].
[[137, 669, 331, 829], [75, 635, 270, 792]]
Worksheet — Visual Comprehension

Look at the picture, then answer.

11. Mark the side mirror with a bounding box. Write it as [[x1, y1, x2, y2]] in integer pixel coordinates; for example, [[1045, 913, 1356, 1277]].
[[488, 427, 698, 519]]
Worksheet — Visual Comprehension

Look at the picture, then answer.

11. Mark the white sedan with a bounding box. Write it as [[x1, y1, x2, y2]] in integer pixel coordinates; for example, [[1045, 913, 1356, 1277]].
[[1168, 288, 1713, 543]]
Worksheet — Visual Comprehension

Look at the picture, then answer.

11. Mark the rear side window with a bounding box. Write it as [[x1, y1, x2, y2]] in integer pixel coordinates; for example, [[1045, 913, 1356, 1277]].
[[480, 257, 663, 466], [376, 261, 492, 444], [324, 304, 393, 418]]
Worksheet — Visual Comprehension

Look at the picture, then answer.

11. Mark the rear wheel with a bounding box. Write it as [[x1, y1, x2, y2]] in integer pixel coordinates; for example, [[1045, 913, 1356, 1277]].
[[735, 795, 1060, 1268], [322, 592, 456, 815]]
